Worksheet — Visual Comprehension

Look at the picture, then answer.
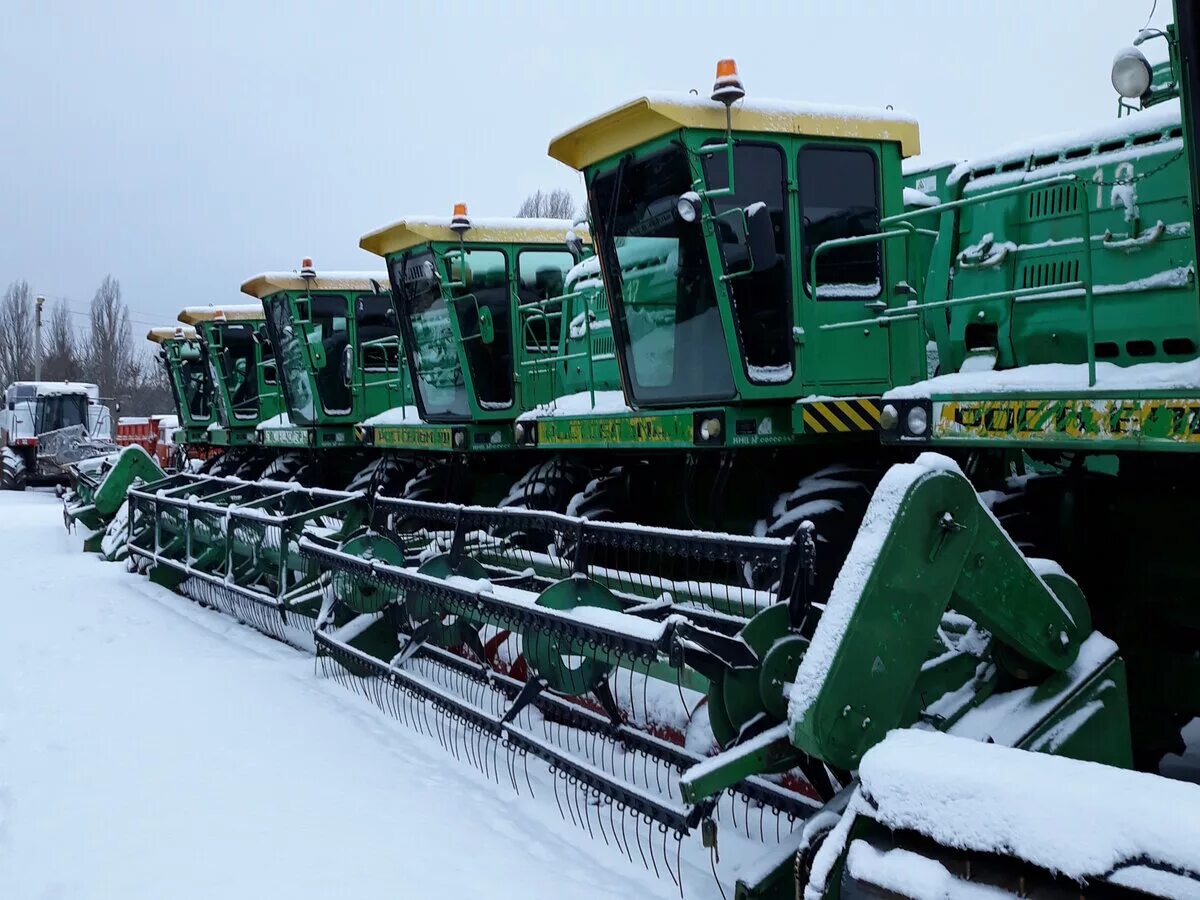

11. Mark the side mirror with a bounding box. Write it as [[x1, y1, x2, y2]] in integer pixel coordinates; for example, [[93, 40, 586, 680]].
[[565, 230, 585, 263], [745, 202, 777, 272], [478, 306, 495, 344]]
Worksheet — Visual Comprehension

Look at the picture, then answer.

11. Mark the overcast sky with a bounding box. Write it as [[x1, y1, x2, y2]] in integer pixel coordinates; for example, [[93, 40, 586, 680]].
[[0, 0, 1173, 332]]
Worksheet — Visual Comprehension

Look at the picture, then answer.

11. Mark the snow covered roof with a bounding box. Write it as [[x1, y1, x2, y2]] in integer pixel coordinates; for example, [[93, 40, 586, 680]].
[[240, 271, 388, 299], [146, 326, 198, 344], [9, 381, 99, 398], [177, 304, 265, 325], [548, 92, 920, 171], [360, 216, 583, 258], [949, 103, 1182, 187]]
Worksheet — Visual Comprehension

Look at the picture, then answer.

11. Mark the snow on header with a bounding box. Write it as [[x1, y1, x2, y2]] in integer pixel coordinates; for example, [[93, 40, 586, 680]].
[[857, 729, 1200, 893], [949, 102, 1181, 187], [788, 453, 962, 725]]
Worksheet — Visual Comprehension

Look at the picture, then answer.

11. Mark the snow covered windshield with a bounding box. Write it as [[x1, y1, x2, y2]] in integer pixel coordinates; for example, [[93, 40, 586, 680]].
[[391, 250, 470, 420], [33, 394, 87, 434], [589, 143, 734, 405]]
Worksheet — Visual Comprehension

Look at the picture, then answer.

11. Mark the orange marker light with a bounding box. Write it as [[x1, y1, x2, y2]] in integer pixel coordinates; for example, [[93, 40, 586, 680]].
[[450, 202, 472, 235], [301, 257, 313, 269], [711, 58, 745, 106]]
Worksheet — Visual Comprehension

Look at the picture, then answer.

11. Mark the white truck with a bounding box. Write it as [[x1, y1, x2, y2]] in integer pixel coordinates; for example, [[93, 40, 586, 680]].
[[0, 381, 114, 490]]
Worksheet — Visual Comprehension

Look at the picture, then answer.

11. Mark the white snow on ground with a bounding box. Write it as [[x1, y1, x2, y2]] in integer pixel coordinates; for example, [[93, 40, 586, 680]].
[[0, 491, 718, 900]]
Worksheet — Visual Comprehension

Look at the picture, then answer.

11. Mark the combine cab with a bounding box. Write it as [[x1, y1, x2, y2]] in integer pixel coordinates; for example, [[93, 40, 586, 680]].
[[1, 380, 114, 490], [178, 304, 286, 479], [357, 209, 610, 506], [506, 71, 930, 534]]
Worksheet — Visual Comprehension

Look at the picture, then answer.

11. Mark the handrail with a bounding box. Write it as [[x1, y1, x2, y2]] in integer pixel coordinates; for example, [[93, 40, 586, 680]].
[[813, 174, 1098, 385]]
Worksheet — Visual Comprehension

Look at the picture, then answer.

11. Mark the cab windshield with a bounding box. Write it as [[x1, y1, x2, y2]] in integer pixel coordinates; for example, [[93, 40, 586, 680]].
[[264, 294, 316, 422], [589, 143, 734, 405], [216, 324, 260, 420], [392, 249, 469, 419], [168, 348, 213, 422], [34, 394, 87, 433]]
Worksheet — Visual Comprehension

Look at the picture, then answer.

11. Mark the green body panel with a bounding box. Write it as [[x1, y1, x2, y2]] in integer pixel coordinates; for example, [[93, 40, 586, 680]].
[[790, 466, 1087, 770], [196, 317, 285, 444]]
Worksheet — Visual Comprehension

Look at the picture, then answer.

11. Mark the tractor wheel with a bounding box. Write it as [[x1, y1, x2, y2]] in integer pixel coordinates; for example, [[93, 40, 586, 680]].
[[500, 456, 591, 514], [401, 462, 460, 504], [494, 456, 592, 552], [0, 447, 28, 492], [750, 464, 884, 595], [564, 463, 644, 524], [260, 452, 306, 484], [346, 454, 420, 498]]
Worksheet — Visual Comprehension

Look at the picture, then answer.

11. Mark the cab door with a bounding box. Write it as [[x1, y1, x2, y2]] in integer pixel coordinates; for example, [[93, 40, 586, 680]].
[[796, 144, 891, 388]]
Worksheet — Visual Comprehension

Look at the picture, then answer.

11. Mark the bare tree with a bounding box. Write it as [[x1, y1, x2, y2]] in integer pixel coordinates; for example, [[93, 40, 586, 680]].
[[0, 280, 34, 386], [122, 352, 173, 416], [83, 275, 134, 403], [516, 188, 577, 220], [42, 300, 79, 382]]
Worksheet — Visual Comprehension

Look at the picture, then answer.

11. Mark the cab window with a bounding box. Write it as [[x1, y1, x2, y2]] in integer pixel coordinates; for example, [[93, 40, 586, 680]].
[[799, 147, 881, 299]]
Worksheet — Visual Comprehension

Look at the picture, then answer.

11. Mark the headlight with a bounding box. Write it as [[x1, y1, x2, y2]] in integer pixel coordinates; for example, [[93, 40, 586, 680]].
[[676, 191, 701, 224], [453, 431, 465, 448], [880, 403, 898, 430], [699, 417, 721, 440], [906, 406, 928, 436], [514, 422, 525, 442], [1112, 46, 1152, 98]]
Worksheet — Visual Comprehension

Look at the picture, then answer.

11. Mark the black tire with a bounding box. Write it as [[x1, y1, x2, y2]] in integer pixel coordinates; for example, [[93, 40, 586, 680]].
[[751, 464, 884, 595], [500, 456, 591, 514], [564, 463, 643, 523], [401, 462, 459, 504], [260, 452, 306, 484], [0, 447, 28, 492], [345, 454, 420, 497]]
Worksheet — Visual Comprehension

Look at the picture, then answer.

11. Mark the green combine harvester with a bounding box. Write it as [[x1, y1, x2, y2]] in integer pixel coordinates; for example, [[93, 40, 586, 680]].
[[73, 8, 1200, 898], [152, 325, 219, 457], [356, 208, 610, 506], [177, 303, 287, 478]]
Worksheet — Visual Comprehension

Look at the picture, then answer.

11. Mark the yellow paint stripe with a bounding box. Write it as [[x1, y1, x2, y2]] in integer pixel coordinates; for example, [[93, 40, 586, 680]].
[[858, 399, 882, 423], [834, 400, 872, 431], [802, 410, 828, 433], [812, 403, 851, 433]]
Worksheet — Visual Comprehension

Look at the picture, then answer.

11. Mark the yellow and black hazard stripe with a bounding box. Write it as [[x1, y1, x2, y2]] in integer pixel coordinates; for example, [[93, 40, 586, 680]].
[[800, 397, 882, 434]]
